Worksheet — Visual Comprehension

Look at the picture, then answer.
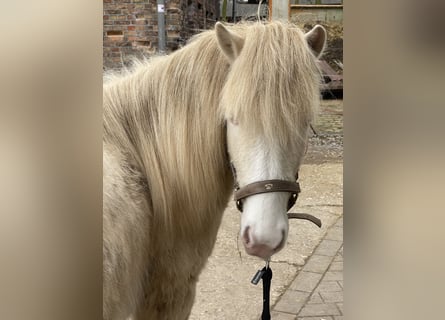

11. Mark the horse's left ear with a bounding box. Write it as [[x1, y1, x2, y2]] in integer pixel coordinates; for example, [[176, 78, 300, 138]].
[[305, 25, 327, 58], [215, 22, 244, 62]]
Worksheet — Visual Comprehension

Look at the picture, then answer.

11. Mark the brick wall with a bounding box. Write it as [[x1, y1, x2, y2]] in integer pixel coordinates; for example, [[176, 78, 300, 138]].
[[104, 0, 219, 70]]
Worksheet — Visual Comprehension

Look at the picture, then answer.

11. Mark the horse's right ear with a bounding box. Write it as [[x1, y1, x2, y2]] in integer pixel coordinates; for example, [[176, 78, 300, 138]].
[[215, 22, 244, 62]]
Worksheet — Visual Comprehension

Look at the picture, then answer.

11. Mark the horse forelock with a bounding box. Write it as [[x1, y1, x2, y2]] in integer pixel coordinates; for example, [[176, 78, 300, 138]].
[[220, 22, 321, 147]]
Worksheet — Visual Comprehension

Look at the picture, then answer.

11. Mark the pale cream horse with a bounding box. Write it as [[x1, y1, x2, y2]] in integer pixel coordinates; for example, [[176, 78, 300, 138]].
[[103, 21, 326, 320]]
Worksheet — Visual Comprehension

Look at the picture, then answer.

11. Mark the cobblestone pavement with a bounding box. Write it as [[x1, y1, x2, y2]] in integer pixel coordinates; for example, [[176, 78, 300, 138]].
[[270, 100, 344, 320], [271, 217, 343, 320]]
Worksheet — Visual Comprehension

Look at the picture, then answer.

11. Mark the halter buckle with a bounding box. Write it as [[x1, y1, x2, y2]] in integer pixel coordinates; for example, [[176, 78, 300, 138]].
[[264, 183, 273, 190]]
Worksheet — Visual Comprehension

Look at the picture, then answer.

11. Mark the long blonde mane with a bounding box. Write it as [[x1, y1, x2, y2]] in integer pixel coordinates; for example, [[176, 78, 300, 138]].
[[103, 21, 320, 235]]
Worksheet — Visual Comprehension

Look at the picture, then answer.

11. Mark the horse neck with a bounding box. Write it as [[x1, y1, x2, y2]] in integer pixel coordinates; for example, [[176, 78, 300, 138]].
[[134, 45, 234, 238]]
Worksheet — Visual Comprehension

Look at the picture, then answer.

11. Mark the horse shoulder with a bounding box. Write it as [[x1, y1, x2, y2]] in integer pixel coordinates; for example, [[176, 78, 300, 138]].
[[103, 145, 152, 319]]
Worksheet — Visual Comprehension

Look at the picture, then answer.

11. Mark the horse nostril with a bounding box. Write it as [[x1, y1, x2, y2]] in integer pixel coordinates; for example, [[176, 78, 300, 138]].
[[274, 229, 286, 252], [243, 227, 251, 245]]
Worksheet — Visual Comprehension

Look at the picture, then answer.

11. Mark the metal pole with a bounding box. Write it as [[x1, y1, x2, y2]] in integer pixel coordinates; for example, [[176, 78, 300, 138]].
[[157, 0, 166, 53], [203, 0, 206, 29], [232, 0, 236, 22], [270, 0, 289, 21], [222, 0, 228, 21]]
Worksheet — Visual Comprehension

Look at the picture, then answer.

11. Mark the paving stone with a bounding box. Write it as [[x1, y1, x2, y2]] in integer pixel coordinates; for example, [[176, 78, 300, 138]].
[[323, 271, 343, 281], [319, 291, 343, 303], [307, 292, 323, 304], [298, 303, 341, 317], [336, 303, 343, 314], [303, 255, 333, 274], [334, 317, 344, 320], [334, 218, 343, 227], [274, 290, 310, 314], [270, 311, 297, 320], [333, 254, 342, 262], [337, 281, 343, 289], [289, 272, 323, 292], [324, 227, 343, 241], [314, 240, 342, 257], [314, 280, 342, 292], [328, 261, 342, 271]]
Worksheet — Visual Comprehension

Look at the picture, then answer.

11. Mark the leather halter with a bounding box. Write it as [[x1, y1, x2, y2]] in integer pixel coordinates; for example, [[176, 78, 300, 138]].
[[233, 172, 301, 212], [230, 162, 321, 228]]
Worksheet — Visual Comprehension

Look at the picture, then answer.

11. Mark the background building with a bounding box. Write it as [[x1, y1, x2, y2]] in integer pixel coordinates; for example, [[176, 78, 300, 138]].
[[104, 0, 220, 69], [103, 0, 342, 73]]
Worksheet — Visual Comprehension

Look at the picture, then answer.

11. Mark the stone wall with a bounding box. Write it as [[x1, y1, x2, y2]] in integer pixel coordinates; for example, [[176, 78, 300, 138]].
[[104, 0, 219, 70]]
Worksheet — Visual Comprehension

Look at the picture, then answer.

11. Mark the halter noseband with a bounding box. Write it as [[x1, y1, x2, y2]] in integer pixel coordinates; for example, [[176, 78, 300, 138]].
[[230, 162, 321, 228], [233, 171, 301, 212]]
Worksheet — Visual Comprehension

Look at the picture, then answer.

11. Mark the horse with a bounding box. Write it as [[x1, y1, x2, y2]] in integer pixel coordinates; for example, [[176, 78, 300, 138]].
[[103, 21, 326, 320]]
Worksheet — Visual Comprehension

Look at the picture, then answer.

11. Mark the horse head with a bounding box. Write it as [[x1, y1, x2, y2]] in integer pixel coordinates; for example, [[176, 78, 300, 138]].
[[216, 22, 326, 260]]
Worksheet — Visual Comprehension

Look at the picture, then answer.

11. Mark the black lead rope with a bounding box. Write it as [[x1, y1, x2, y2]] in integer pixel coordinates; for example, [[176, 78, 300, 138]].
[[251, 264, 273, 320], [261, 267, 272, 320], [249, 216, 321, 320]]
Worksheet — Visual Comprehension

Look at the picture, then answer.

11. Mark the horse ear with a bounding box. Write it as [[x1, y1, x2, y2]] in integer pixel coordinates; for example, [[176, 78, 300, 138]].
[[304, 25, 327, 58], [215, 22, 244, 62]]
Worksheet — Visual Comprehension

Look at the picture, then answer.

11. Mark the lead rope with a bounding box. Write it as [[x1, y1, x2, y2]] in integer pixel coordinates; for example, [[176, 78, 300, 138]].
[[250, 213, 322, 320], [251, 260, 272, 320]]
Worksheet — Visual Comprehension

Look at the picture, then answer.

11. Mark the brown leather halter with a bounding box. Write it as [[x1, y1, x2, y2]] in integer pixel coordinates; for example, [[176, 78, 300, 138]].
[[230, 162, 322, 228]]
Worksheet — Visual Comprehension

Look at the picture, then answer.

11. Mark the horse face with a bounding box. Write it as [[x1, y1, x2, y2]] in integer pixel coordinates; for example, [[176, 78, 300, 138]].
[[226, 121, 302, 260], [216, 22, 326, 260]]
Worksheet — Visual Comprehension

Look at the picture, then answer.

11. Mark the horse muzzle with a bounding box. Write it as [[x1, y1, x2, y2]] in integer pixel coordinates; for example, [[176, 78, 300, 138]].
[[242, 225, 287, 260]]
